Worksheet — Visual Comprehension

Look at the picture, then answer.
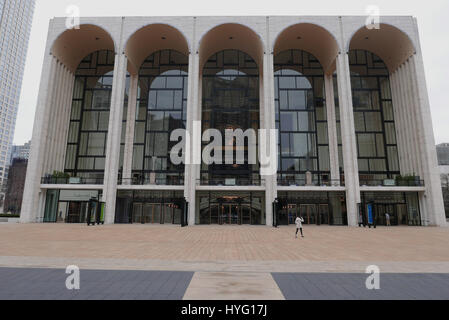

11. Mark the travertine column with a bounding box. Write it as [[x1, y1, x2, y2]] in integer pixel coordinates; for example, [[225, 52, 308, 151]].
[[262, 51, 276, 226], [389, 71, 408, 174], [59, 70, 75, 171], [122, 74, 138, 184], [43, 61, 63, 175], [336, 53, 360, 227], [409, 52, 446, 226], [324, 74, 340, 185], [103, 53, 128, 224], [186, 52, 200, 226], [21, 55, 58, 223]]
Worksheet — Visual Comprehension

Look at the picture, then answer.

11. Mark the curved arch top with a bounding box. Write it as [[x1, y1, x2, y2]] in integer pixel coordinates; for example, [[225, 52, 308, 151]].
[[348, 23, 416, 72], [125, 24, 190, 75], [51, 24, 116, 73], [273, 23, 340, 74], [198, 23, 265, 73]]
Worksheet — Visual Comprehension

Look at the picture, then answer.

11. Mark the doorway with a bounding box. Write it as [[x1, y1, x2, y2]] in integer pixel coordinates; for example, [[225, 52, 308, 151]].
[[132, 203, 181, 224]]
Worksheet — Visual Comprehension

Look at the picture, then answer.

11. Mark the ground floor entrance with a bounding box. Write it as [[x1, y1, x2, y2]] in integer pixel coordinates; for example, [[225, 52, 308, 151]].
[[115, 190, 187, 225], [43, 189, 104, 224], [361, 192, 421, 226], [276, 192, 347, 226], [197, 191, 265, 225]]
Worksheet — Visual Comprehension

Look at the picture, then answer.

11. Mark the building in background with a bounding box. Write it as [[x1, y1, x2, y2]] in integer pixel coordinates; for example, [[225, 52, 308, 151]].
[[4, 158, 27, 214], [10, 140, 30, 163], [21, 16, 446, 227], [0, 0, 35, 187], [437, 143, 449, 220]]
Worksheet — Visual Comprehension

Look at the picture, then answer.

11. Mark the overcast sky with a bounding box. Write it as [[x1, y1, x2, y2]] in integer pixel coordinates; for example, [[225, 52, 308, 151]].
[[13, 0, 449, 145]]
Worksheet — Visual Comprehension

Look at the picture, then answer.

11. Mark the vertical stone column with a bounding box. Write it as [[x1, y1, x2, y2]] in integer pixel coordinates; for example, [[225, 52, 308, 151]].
[[185, 51, 200, 226], [51, 65, 70, 172], [122, 74, 138, 185], [336, 53, 360, 227], [324, 74, 340, 185], [59, 70, 75, 171], [410, 53, 446, 226], [262, 51, 276, 226], [43, 61, 63, 175], [389, 71, 408, 175], [21, 55, 58, 223], [397, 65, 417, 173], [103, 53, 128, 224]]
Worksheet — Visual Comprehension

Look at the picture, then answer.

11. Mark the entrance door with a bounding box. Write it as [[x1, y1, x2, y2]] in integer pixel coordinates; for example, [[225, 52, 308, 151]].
[[318, 205, 330, 225], [219, 204, 241, 225], [300, 205, 317, 225], [67, 202, 81, 223], [374, 204, 397, 226]]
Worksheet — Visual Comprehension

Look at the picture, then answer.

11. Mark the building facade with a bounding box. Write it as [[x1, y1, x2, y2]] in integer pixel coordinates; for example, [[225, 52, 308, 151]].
[[0, 0, 35, 186], [4, 158, 27, 214], [10, 140, 30, 163], [21, 16, 446, 227]]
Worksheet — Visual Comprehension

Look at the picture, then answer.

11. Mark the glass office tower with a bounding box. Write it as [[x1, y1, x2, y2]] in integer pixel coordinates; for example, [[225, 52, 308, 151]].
[[0, 0, 35, 187]]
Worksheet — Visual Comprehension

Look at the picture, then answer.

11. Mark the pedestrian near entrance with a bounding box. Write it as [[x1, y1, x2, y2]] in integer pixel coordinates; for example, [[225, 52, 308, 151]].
[[295, 216, 305, 238], [385, 213, 391, 226]]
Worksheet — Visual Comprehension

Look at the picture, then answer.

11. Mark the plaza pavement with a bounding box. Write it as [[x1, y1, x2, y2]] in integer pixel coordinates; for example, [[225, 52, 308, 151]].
[[0, 224, 449, 300]]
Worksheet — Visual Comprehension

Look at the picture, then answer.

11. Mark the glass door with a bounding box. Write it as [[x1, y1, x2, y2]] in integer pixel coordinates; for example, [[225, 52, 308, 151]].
[[242, 205, 251, 225], [133, 203, 143, 223], [318, 205, 329, 225], [300, 205, 317, 225], [211, 205, 219, 224]]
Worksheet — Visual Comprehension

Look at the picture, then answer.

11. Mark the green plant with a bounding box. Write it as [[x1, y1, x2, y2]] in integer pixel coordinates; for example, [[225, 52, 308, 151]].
[[52, 171, 70, 179]]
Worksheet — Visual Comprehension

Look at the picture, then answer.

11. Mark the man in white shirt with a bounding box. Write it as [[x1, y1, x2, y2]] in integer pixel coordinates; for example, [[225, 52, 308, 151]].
[[295, 216, 305, 238]]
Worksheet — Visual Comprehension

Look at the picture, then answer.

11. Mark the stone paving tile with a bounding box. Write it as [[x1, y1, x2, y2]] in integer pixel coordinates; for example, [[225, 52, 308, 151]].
[[0, 267, 194, 300], [1, 224, 449, 263], [272, 273, 449, 300], [183, 272, 285, 300]]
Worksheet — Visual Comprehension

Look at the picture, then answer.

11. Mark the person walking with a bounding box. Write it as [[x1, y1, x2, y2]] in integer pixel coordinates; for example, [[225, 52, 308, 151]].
[[295, 216, 305, 238], [385, 213, 391, 227]]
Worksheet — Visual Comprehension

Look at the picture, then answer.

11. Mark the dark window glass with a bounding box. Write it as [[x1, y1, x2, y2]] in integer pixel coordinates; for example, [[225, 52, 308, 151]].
[[350, 50, 400, 178], [275, 50, 330, 185], [64, 50, 117, 182], [132, 50, 188, 185]]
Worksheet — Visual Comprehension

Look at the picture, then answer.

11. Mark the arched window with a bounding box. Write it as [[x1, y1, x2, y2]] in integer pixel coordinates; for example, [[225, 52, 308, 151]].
[[274, 50, 330, 186], [65, 50, 115, 183], [131, 50, 189, 185], [349, 50, 400, 182], [201, 49, 260, 186]]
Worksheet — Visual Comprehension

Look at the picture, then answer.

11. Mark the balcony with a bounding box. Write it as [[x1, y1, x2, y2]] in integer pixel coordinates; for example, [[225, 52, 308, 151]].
[[41, 176, 104, 185], [277, 178, 343, 187], [359, 177, 425, 187], [119, 177, 185, 186], [197, 178, 264, 187]]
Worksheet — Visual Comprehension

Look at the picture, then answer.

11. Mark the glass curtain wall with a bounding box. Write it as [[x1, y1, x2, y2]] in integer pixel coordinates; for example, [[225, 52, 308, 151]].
[[201, 50, 260, 186], [349, 50, 400, 184], [274, 50, 330, 186], [65, 50, 115, 184], [131, 50, 188, 185]]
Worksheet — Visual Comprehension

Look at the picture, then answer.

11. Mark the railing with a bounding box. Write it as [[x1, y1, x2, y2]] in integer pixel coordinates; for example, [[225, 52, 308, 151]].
[[197, 178, 264, 187], [277, 178, 343, 187], [41, 177, 104, 185], [119, 177, 185, 186], [359, 178, 425, 187]]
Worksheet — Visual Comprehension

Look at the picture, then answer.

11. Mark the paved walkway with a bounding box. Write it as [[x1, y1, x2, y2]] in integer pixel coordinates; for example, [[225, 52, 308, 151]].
[[1, 267, 448, 300], [1, 224, 449, 263], [1, 224, 449, 300]]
